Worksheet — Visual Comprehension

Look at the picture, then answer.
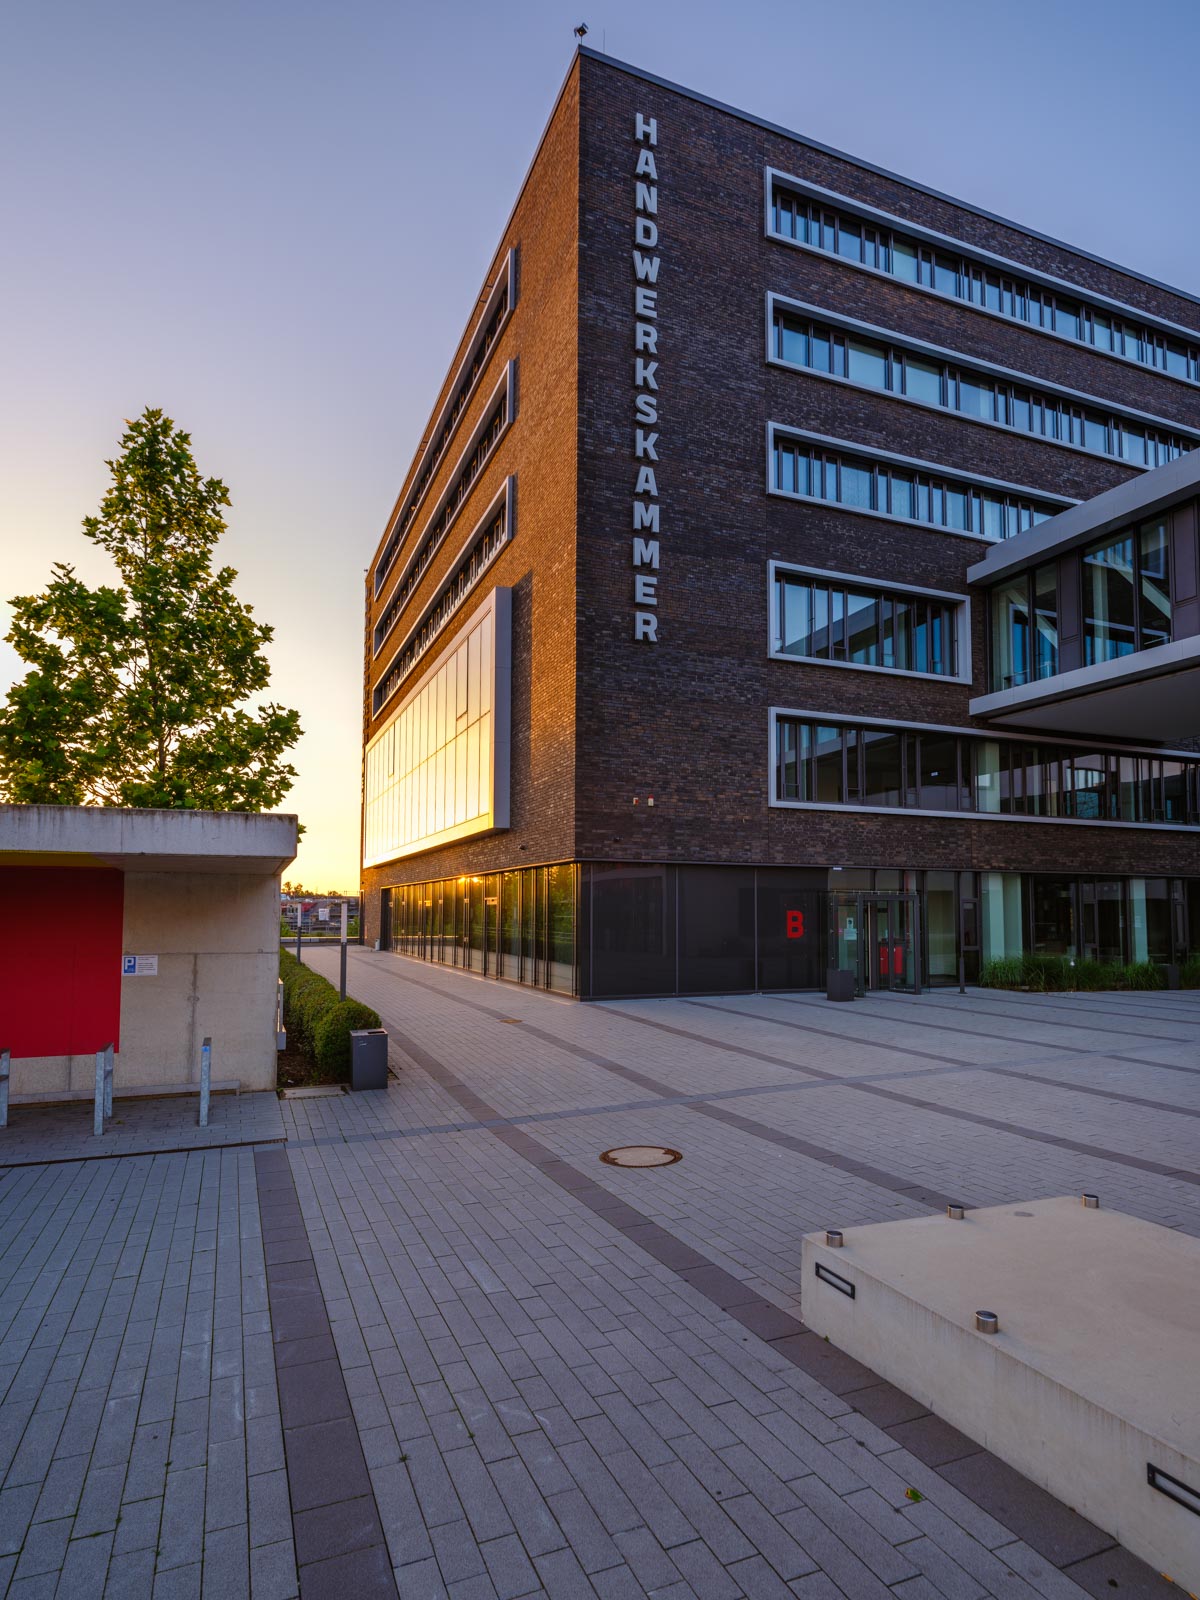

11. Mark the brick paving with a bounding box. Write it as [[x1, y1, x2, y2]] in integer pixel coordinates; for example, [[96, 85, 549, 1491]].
[[0, 950, 1196, 1596]]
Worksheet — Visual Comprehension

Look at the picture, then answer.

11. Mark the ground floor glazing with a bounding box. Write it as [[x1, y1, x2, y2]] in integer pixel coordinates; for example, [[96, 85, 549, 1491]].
[[373, 863, 1200, 999]]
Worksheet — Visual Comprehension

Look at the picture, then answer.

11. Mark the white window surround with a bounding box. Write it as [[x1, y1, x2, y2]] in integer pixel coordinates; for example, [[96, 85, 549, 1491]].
[[765, 293, 1200, 469], [374, 360, 516, 639], [765, 423, 1074, 545], [764, 167, 1200, 373], [363, 587, 512, 869], [373, 479, 514, 717], [767, 560, 972, 685], [374, 249, 517, 596], [766, 705, 1200, 832]]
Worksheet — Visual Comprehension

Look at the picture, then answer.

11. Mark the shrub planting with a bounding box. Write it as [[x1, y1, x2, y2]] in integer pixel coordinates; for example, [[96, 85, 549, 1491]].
[[980, 953, 1170, 992], [279, 950, 381, 1081]]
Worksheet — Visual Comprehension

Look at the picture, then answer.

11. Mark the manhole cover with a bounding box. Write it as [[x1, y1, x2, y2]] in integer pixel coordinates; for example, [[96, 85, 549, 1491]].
[[599, 1146, 682, 1168]]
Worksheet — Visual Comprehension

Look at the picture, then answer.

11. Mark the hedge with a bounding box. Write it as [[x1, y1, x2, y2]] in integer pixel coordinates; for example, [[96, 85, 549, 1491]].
[[978, 953, 1194, 992], [279, 950, 382, 1078]]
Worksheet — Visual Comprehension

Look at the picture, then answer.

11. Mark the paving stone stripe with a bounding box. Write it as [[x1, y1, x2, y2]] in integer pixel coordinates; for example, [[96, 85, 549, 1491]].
[[336, 953, 1200, 1189], [798, 989, 1197, 1043], [914, 990, 1200, 1025], [689, 994, 1182, 1078], [0, 1133, 287, 1170], [618, 1000, 1200, 1185], [359, 1006, 1171, 1595], [252, 1147, 398, 1598], [701, 996, 1200, 1117]]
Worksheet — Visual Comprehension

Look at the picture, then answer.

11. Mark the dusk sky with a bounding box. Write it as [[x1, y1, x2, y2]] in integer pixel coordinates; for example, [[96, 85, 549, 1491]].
[[2, 0, 1197, 888]]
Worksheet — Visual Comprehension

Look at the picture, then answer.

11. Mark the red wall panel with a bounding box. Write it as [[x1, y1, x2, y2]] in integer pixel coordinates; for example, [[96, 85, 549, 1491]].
[[0, 867, 124, 1059]]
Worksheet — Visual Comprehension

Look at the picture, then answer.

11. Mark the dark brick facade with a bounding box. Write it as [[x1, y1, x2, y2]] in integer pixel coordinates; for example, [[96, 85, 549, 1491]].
[[362, 50, 1200, 949]]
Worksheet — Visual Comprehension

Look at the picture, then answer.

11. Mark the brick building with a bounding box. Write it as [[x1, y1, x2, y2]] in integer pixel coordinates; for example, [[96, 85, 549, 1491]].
[[360, 48, 1200, 998]]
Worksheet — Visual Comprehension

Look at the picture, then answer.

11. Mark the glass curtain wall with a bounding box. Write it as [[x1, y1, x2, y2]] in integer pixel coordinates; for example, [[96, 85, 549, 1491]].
[[1083, 519, 1171, 664], [386, 866, 576, 993], [381, 867, 1199, 995]]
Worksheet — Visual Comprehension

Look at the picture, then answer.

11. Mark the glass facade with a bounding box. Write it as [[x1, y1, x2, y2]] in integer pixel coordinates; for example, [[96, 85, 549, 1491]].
[[383, 864, 576, 994], [772, 308, 1191, 468], [775, 716, 1200, 825], [990, 564, 1059, 689], [1083, 518, 1171, 664], [375, 498, 509, 712], [772, 433, 1058, 541], [987, 516, 1174, 691], [770, 181, 1200, 384], [774, 568, 960, 676], [378, 864, 1199, 997], [364, 601, 502, 866]]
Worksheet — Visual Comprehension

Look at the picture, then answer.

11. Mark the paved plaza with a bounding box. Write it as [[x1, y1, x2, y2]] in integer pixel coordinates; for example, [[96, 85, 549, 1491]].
[[0, 951, 1197, 1598]]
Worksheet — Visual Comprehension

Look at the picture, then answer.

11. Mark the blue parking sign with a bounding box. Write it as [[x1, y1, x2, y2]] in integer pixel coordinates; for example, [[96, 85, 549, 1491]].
[[122, 955, 137, 976]]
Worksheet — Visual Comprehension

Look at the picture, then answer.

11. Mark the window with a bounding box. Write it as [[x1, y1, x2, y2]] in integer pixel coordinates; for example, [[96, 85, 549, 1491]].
[[375, 261, 514, 593], [375, 379, 511, 651], [989, 565, 1058, 690], [771, 431, 1061, 541], [1083, 517, 1172, 665], [774, 715, 1200, 827], [374, 487, 512, 713], [775, 570, 961, 677], [772, 306, 1191, 467], [768, 177, 1200, 385]]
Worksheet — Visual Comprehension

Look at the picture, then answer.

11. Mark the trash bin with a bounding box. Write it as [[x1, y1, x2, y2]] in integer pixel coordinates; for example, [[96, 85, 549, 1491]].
[[349, 1029, 389, 1090], [826, 968, 856, 1002]]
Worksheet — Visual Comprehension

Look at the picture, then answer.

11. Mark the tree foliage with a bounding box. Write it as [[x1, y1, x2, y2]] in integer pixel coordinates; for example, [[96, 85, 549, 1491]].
[[0, 408, 301, 810]]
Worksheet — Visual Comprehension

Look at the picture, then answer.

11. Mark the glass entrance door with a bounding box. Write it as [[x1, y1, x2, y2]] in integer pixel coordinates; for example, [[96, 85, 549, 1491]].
[[828, 892, 921, 994]]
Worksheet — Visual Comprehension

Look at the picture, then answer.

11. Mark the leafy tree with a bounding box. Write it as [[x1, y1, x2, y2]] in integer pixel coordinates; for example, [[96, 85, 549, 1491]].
[[0, 408, 301, 809]]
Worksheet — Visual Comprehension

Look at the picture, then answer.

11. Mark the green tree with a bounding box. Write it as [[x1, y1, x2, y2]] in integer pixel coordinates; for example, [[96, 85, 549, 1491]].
[[0, 408, 301, 809]]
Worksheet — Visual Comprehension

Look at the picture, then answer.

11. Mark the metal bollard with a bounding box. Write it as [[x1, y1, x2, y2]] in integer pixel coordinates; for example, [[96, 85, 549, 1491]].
[[94, 1047, 106, 1136], [0, 1048, 9, 1130], [199, 1037, 212, 1128], [103, 1044, 114, 1121]]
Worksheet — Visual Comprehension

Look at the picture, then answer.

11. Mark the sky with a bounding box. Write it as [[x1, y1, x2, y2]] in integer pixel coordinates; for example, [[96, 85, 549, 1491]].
[[2, 0, 1198, 888]]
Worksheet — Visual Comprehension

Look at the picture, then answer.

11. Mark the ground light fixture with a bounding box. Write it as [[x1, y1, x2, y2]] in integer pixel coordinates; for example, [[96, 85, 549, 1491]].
[[1147, 1464, 1200, 1517], [814, 1261, 855, 1297]]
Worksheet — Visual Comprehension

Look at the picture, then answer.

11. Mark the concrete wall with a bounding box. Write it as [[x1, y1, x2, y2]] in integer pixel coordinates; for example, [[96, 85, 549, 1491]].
[[11, 870, 280, 1097]]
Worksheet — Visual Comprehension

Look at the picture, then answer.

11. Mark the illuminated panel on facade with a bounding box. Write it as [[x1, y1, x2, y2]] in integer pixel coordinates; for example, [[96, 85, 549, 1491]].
[[363, 588, 511, 868]]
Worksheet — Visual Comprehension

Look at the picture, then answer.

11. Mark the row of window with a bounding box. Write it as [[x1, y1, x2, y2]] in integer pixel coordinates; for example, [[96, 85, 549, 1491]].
[[384, 866, 575, 995], [771, 434, 1059, 541], [774, 570, 960, 677], [375, 279, 511, 594], [989, 517, 1172, 690], [770, 182, 1200, 384], [772, 308, 1191, 468], [775, 716, 1200, 825], [374, 388, 509, 651], [374, 499, 509, 714]]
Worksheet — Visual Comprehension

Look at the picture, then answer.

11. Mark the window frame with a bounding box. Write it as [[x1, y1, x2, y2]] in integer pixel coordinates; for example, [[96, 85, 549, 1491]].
[[764, 169, 1200, 389], [766, 423, 1074, 544], [768, 707, 1200, 831], [766, 293, 1198, 470], [768, 561, 971, 684]]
